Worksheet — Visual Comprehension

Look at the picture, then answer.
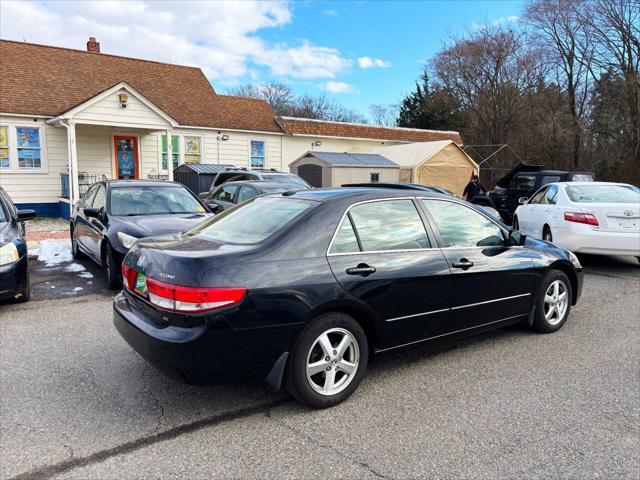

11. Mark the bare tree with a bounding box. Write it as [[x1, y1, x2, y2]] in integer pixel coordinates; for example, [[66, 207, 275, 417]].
[[525, 0, 593, 168], [369, 104, 400, 126]]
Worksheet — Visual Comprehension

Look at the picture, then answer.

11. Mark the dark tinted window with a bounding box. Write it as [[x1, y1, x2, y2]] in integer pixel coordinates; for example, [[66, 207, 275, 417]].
[[110, 186, 205, 216], [348, 200, 430, 252], [512, 175, 536, 191], [186, 197, 312, 244], [541, 175, 561, 186], [421, 200, 504, 248]]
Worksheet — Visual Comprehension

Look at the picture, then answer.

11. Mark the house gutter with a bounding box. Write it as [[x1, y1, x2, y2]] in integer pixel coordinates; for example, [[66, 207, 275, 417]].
[[50, 116, 74, 218]]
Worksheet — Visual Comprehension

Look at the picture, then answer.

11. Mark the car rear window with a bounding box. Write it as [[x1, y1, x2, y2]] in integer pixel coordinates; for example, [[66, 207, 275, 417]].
[[262, 174, 309, 188], [185, 197, 313, 244], [570, 174, 594, 182], [566, 185, 639, 203], [110, 186, 205, 216]]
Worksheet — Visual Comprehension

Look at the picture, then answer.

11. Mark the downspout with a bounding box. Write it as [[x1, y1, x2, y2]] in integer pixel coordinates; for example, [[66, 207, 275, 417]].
[[60, 120, 74, 219]]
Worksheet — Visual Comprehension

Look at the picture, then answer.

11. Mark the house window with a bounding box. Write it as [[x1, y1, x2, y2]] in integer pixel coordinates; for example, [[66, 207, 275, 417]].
[[250, 140, 265, 168], [16, 127, 41, 169], [184, 136, 201, 164], [0, 127, 8, 169], [161, 135, 180, 170], [370, 172, 380, 183]]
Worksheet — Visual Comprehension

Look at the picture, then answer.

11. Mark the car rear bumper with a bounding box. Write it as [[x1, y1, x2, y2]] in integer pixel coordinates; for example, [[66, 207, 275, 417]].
[[0, 254, 27, 301], [553, 227, 640, 256], [113, 291, 299, 385]]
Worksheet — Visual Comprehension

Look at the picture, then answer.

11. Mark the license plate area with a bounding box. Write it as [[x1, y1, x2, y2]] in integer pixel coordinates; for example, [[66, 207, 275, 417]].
[[618, 218, 637, 229]]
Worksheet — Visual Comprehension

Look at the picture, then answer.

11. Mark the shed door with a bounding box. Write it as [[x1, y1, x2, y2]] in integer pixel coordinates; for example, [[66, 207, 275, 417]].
[[298, 164, 323, 187]]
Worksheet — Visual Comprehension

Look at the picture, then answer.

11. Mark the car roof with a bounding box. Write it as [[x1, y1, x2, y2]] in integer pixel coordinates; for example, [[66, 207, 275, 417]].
[[278, 187, 449, 203], [106, 180, 186, 188], [222, 180, 302, 189], [554, 181, 631, 187]]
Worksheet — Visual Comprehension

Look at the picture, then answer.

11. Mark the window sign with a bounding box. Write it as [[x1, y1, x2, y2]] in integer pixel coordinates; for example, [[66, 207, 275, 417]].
[[16, 127, 41, 168], [161, 135, 180, 170], [184, 136, 201, 164], [250, 140, 265, 168], [0, 127, 8, 169]]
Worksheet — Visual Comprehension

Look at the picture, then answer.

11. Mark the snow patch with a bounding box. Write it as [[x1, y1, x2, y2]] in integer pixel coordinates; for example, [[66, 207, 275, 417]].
[[79, 271, 94, 279], [64, 263, 86, 273], [37, 240, 72, 267]]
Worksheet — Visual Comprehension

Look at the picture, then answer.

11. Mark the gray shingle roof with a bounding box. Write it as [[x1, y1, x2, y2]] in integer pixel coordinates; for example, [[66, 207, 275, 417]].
[[305, 152, 398, 167]]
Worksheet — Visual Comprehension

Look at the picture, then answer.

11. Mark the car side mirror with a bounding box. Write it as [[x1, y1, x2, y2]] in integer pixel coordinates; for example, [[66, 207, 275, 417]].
[[84, 207, 101, 218], [17, 209, 36, 222], [207, 203, 223, 214], [508, 229, 527, 246], [518, 196, 529, 205]]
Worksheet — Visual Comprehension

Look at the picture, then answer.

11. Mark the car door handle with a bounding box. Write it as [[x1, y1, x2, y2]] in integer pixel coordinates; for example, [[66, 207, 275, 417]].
[[346, 264, 376, 277], [452, 259, 474, 270]]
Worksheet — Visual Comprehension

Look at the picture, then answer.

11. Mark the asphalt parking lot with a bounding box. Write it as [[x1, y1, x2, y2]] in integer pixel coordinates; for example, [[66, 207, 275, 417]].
[[1, 255, 638, 479]]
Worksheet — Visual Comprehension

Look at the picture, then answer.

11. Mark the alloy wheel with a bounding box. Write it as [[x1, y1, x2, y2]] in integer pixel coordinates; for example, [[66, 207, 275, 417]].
[[306, 327, 359, 396], [544, 280, 569, 326]]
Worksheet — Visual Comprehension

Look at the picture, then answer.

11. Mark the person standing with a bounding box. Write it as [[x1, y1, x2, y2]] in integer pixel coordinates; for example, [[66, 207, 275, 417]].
[[463, 175, 486, 201]]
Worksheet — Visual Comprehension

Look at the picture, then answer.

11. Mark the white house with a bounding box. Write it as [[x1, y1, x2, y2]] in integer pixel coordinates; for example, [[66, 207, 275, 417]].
[[0, 37, 462, 218]]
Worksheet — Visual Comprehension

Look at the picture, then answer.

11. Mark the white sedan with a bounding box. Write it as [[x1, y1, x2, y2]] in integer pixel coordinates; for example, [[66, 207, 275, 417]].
[[514, 182, 640, 260]]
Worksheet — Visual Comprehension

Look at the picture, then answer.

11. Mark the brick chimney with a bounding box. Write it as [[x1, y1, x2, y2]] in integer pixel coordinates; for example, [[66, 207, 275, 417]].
[[86, 36, 100, 53]]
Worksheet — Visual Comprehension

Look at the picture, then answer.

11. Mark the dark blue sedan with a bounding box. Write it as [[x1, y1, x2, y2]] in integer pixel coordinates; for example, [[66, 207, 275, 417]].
[[70, 180, 212, 289], [0, 186, 35, 303]]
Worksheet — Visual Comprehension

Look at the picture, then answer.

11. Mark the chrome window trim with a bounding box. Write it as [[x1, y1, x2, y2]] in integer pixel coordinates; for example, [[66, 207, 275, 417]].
[[376, 313, 529, 352], [326, 196, 431, 256], [384, 293, 530, 322]]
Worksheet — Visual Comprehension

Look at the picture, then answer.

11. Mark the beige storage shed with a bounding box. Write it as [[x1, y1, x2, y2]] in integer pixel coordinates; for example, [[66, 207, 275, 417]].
[[361, 140, 479, 196], [289, 151, 399, 188]]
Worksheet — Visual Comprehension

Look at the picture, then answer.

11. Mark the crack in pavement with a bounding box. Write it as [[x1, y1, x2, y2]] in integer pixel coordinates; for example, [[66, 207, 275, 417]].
[[8, 398, 291, 480], [274, 416, 392, 479]]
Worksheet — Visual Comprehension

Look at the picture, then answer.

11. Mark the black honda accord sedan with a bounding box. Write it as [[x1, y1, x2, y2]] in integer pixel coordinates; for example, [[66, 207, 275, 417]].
[[114, 188, 583, 408]]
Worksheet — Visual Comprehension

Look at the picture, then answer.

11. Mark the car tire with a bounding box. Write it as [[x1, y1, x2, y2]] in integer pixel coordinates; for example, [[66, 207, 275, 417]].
[[543, 226, 553, 243], [513, 216, 519, 230], [530, 270, 572, 333], [14, 264, 31, 303], [286, 312, 368, 409], [70, 225, 84, 259], [103, 243, 121, 290]]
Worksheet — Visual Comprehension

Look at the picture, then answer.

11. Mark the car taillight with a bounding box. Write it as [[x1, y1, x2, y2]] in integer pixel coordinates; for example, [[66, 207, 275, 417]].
[[146, 277, 246, 313], [122, 264, 137, 290], [564, 211, 599, 226]]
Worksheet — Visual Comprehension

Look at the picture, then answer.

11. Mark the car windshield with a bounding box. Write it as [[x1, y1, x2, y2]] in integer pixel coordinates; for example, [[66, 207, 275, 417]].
[[185, 197, 313, 244], [110, 186, 205, 216], [566, 185, 640, 204], [262, 174, 309, 188]]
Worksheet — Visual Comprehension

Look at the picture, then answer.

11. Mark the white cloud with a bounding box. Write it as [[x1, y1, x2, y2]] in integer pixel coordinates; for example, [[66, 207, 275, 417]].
[[472, 15, 520, 30], [357, 56, 391, 69], [322, 81, 355, 94], [0, 0, 350, 82], [323, 9, 338, 16]]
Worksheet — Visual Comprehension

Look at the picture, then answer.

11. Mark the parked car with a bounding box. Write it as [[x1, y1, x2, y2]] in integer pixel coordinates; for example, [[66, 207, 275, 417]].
[[490, 163, 594, 223], [198, 168, 311, 197], [514, 182, 640, 262], [200, 180, 305, 213], [70, 180, 213, 289], [114, 188, 583, 408], [0, 186, 35, 303]]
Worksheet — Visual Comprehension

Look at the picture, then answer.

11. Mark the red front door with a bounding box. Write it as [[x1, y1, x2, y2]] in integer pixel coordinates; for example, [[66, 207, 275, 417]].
[[113, 136, 138, 179]]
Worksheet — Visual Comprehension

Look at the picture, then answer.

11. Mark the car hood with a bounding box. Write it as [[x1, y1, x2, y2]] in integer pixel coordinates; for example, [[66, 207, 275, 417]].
[[495, 162, 544, 188], [112, 213, 213, 237]]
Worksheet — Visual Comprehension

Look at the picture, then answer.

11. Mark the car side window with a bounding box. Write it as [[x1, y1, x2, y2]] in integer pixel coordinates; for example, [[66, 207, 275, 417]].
[[529, 186, 548, 204], [83, 184, 99, 206], [347, 199, 430, 252], [421, 200, 504, 248], [214, 184, 238, 202], [329, 217, 360, 254], [512, 175, 536, 192], [543, 185, 558, 205], [91, 185, 106, 209], [0, 189, 17, 218], [236, 186, 258, 203]]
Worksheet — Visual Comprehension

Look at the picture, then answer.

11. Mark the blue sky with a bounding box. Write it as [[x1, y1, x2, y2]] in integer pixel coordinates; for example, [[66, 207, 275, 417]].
[[1, 0, 524, 120]]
